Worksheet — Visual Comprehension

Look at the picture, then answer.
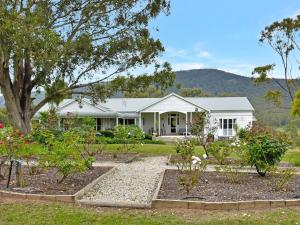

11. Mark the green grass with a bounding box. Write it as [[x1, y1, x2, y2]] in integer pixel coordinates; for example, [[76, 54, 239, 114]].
[[282, 148, 300, 166], [101, 143, 204, 155], [0, 202, 299, 225], [25, 142, 300, 166]]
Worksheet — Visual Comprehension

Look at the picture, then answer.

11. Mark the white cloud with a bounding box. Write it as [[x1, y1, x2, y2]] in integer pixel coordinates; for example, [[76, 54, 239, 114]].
[[198, 50, 211, 58], [165, 47, 188, 58], [172, 62, 204, 71]]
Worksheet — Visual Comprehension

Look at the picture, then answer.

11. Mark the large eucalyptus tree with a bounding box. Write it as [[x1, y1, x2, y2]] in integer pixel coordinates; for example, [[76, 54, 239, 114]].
[[0, 0, 174, 133]]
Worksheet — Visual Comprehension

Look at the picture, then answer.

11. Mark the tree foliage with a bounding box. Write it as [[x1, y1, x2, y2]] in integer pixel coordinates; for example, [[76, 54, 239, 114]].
[[239, 123, 290, 176], [0, 0, 174, 133], [253, 16, 300, 111], [190, 112, 218, 156]]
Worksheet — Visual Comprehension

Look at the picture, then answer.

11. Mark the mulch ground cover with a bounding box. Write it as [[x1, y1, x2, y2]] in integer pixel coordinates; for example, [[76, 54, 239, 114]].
[[158, 170, 300, 202], [94, 153, 138, 163], [0, 166, 112, 195], [169, 154, 295, 167]]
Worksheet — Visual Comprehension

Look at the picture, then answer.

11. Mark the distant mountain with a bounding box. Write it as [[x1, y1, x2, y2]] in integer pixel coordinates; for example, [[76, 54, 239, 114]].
[[173, 69, 293, 127]]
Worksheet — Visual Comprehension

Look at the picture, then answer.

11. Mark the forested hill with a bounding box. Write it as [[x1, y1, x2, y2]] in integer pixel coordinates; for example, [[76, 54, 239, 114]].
[[173, 69, 292, 127]]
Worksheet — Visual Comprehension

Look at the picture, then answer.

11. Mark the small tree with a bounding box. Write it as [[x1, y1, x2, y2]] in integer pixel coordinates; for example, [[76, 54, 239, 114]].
[[190, 112, 218, 156], [175, 139, 207, 196], [208, 140, 232, 165], [239, 123, 290, 176], [41, 129, 91, 183]]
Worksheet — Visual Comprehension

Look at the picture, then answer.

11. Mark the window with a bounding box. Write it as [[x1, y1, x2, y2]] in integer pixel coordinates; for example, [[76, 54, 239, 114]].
[[118, 118, 135, 125], [125, 119, 135, 125], [219, 118, 237, 136], [168, 113, 179, 125], [96, 118, 102, 131]]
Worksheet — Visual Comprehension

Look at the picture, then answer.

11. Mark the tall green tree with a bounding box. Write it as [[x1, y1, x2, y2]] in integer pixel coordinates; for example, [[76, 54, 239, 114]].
[[0, 0, 174, 133], [124, 85, 166, 97], [252, 16, 300, 110]]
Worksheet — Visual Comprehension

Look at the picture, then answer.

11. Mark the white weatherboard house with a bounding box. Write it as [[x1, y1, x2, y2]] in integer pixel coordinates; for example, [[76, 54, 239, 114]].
[[35, 93, 255, 138]]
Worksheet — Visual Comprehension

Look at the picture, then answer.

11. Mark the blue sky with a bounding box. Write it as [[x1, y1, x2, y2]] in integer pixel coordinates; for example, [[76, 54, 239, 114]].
[[145, 0, 300, 77]]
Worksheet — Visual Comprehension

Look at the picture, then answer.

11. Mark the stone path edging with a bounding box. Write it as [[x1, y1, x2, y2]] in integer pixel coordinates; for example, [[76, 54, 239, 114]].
[[152, 199, 300, 210]]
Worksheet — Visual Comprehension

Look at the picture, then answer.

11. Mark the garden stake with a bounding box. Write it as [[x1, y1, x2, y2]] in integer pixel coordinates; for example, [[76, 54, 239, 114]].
[[7, 160, 13, 188]]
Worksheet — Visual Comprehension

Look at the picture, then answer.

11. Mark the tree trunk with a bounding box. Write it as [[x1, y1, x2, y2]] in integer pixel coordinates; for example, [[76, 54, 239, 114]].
[[0, 53, 33, 134], [1, 85, 32, 134]]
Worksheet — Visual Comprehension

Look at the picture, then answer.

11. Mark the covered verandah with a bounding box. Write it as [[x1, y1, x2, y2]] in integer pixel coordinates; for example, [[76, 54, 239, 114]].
[[138, 111, 194, 136]]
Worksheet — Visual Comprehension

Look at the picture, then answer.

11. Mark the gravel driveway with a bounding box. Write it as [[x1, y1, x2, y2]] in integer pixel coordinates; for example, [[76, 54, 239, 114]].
[[78, 156, 167, 207]]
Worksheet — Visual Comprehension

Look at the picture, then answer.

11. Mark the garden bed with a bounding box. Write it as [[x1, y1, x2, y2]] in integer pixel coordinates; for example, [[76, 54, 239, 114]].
[[94, 153, 138, 163], [0, 166, 112, 195], [157, 170, 300, 202], [168, 155, 296, 168]]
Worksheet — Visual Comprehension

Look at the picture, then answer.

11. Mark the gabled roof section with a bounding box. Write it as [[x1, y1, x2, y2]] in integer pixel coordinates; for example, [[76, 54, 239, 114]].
[[137, 92, 208, 112], [57, 98, 114, 112]]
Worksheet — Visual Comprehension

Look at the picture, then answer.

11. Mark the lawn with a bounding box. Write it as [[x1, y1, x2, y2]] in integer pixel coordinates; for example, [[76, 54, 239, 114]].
[[27, 143, 300, 165], [283, 148, 300, 166], [0, 202, 299, 225], [99, 144, 300, 166], [101, 143, 204, 155]]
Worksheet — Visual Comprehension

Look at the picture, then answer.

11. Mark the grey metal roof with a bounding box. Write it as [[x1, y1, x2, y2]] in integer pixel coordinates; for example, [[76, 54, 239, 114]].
[[185, 97, 254, 111], [101, 98, 158, 112], [102, 95, 254, 112], [34, 94, 254, 119]]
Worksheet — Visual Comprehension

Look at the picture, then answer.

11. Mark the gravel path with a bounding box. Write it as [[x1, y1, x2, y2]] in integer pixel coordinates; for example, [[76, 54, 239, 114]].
[[79, 156, 167, 207]]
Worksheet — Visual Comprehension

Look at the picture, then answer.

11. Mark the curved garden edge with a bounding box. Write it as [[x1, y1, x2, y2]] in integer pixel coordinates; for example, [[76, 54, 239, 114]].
[[0, 167, 117, 204]]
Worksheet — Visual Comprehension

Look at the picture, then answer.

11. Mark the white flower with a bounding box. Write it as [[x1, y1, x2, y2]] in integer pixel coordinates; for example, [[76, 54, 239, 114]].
[[230, 142, 236, 146], [203, 154, 207, 159], [192, 156, 201, 161], [128, 132, 131, 135], [6, 136, 11, 141], [141, 143, 144, 146]]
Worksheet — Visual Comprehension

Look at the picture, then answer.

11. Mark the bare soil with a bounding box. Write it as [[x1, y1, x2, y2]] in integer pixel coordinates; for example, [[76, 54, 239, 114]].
[[94, 153, 138, 163], [158, 170, 300, 202], [0, 166, 112, 195]]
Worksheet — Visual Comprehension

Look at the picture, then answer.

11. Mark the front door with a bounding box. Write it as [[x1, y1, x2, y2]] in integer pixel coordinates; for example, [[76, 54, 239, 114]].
[[170, 117, 177, 134]]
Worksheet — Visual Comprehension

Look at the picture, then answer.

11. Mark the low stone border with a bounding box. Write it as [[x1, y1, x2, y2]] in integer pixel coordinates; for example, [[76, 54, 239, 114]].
[[75, 166, 118, 201], [152, 169, 166, 202], [152, 199, 300, 210], [78, 199, 151, 209], [0, 167, 115, 204], [0, 190, 75, 203], [124, 153, 140, 163]]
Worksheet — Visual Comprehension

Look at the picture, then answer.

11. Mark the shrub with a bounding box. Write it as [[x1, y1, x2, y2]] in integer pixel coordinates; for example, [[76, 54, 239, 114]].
[[221, 165, 245, 184], [274, 168, 296, 191], [41, 129, 93, 183], [175, 140, 207, 195], [144, 134, 152, 140], [114, 125, 145, 151], [240, 123, 290, 176], [98, 130, 114, 138], [208, 140, 232, 165], [0, 127, 30, 187]]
